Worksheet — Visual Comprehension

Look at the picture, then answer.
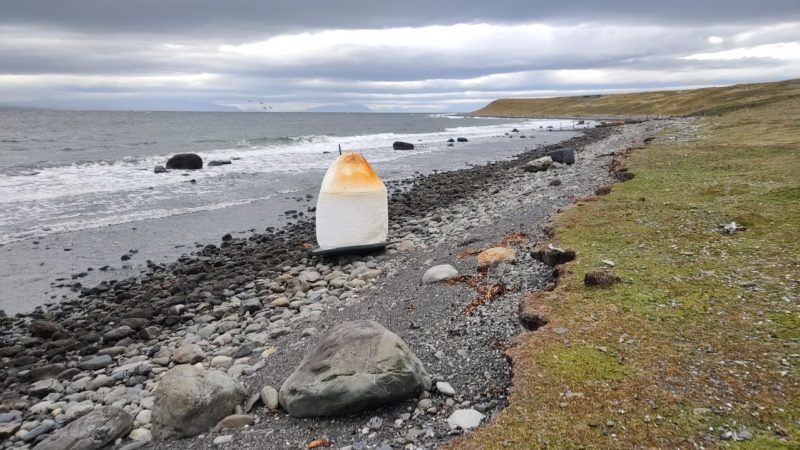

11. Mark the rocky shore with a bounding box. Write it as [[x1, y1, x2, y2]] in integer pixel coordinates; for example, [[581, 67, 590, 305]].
[[0, 120, 669, 450]]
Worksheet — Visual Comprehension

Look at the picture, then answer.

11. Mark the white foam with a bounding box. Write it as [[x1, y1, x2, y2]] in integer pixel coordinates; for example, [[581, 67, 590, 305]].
[[0, 118, 593, 244]]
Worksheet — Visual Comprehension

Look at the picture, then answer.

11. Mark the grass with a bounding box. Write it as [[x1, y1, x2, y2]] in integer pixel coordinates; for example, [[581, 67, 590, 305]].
[[471, 78, 800, 118], [449, 91, 800, 448]]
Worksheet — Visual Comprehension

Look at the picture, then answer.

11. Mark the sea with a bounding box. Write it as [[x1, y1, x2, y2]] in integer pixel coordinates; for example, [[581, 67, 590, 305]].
[[0, 111, 591, 314]]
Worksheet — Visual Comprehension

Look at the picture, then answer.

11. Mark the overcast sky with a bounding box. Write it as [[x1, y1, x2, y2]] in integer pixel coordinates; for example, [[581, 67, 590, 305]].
[[1, 0, 799, 112]]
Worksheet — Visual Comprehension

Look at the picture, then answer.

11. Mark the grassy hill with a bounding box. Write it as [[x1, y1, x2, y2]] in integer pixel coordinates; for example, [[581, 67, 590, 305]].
[[471, 78, 800, 118], [453, 88, 800, 448]]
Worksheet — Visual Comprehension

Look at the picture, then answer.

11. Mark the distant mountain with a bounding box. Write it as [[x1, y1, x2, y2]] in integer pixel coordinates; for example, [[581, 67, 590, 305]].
[[307, 103, 373, 113], [0, 104, 43, 111]]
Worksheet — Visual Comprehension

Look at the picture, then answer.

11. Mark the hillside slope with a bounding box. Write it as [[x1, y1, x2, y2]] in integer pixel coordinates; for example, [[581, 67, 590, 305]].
[[471, 78, 800, 117], [454, 91, 800, 448]]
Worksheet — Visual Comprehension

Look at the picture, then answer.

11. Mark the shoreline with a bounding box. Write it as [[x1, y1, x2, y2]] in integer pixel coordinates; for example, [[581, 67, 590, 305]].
[[0, 121, 668, 449], [0, 126, 580, 316]]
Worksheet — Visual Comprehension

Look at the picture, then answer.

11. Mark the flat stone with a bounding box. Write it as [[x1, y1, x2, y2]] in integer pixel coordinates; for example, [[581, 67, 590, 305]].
[[78, 354, 113, 371], [421, 264, 459, 284], [210, 356, 232, 368], [134, 409, 151, 426], [213, 414, 253, 431], [524, 156, 553, 172], [477, 247, 516, 269], [435, 381, 456, 396], [0, 422, 20, 439], [103, 326, 135, 343], [32, 406, 133, 450], [171, 343, 205, 364], [28, 378, 64, 397], [213, 435, 233, 446], [447, 409, 485, 430], [86, 374, 115, 391], [128, 428, 152, 442]]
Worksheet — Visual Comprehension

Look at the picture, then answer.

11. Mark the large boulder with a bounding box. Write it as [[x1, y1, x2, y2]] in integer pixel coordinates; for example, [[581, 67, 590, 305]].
[[547, 148, 575, 165], [279, 320, 431, 417], [523, 156, 552, 173], [392, 141, 415, 150], [151, 365, 244, 440], [166, 153, 203, 170], [33, 406, 132, 450]]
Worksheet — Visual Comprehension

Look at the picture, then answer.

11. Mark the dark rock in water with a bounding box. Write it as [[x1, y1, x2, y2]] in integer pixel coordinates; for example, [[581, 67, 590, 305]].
[[457, 137, 468, 142], [30, 320, 66, 339], [584, 270, 620, 288], [153, 165, 167, 174], [392, 141, 415, 150], [447, 138, 455, 143], [511, 128, 520, 132], [208, 160, 232, 166], [549, 179, 562, 186], [32, 406, 132, 450], [120, 254, 130, 261], [447, 143, 454, 147], [166, 153, 203, 170], [547, 148, 576, 165], [279, 320, 431, 417]]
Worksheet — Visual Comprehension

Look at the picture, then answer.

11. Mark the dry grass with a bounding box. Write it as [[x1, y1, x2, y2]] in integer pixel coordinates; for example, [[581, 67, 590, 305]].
[[471, 78, 800, 118], [449, 95, 800, 448]]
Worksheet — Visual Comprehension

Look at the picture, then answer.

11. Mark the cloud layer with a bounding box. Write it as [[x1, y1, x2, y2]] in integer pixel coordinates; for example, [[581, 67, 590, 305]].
[[1, 1, 799, 111]]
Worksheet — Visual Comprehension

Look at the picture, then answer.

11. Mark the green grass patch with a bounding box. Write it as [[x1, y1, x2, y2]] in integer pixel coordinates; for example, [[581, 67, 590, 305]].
[[535, 345, 632, 385]]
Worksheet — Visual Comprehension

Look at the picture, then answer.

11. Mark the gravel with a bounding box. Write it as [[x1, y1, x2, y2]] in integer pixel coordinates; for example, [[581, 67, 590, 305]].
[[0, 120, 674, 450]]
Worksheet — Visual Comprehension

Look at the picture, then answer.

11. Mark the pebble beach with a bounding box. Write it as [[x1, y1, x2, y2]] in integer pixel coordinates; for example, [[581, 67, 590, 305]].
[[0, 120, 673, 450]]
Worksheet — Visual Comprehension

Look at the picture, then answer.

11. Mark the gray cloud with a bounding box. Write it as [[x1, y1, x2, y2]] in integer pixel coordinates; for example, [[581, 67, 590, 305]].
[[0, 1, 799, 111], [3, 0, 799, 35]]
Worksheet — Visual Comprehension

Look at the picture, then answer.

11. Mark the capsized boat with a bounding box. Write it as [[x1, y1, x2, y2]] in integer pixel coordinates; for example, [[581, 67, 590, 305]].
[[314, 152, 388, 255]]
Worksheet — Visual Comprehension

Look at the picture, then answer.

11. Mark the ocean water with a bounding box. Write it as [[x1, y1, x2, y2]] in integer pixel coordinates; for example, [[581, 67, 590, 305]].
[[0, 111, 591, 313]]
